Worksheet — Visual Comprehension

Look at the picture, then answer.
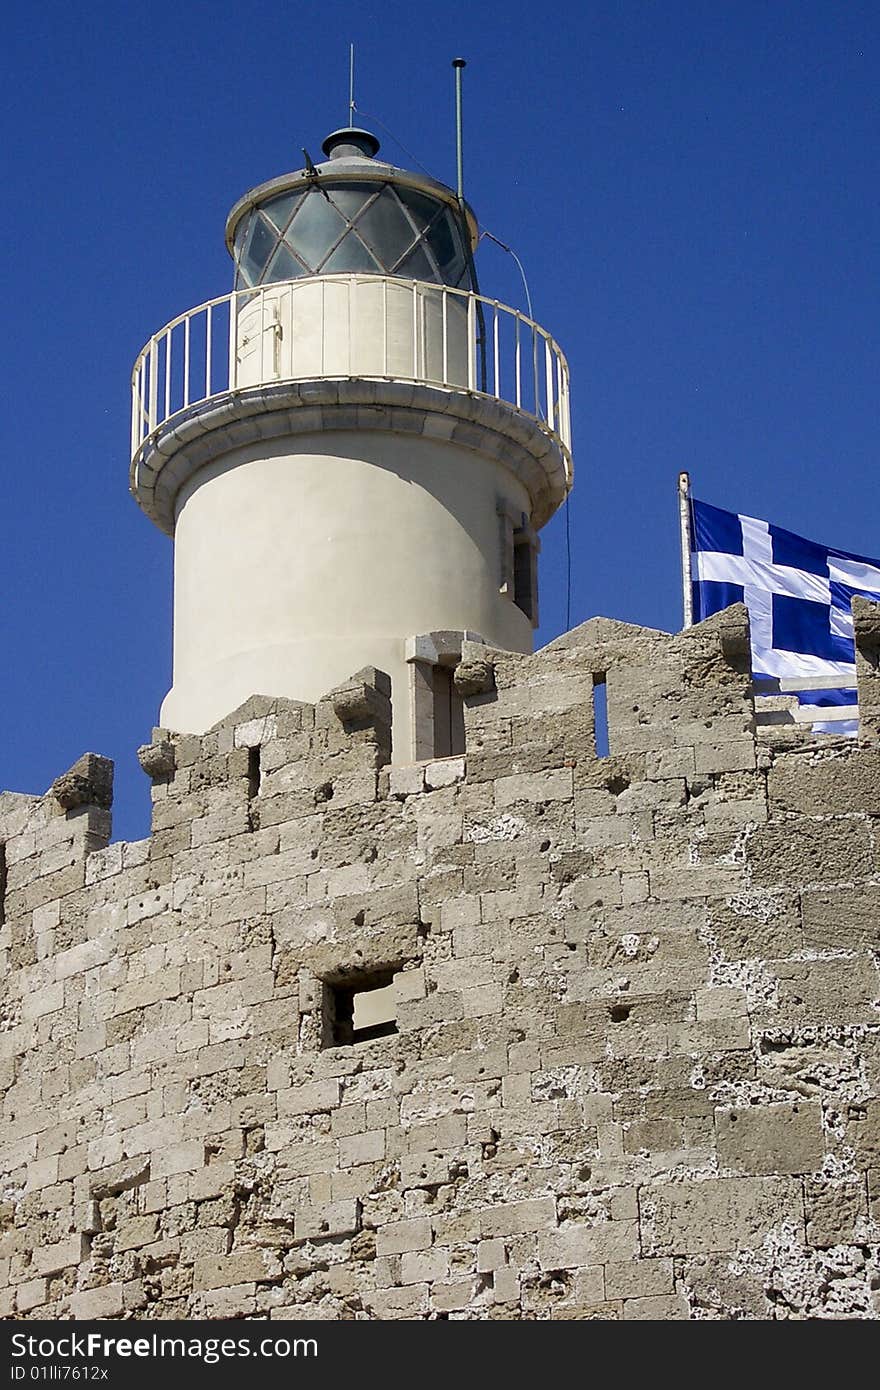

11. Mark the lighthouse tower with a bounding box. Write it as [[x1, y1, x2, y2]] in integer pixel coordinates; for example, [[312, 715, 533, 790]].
[[130, 126, 572, 759]]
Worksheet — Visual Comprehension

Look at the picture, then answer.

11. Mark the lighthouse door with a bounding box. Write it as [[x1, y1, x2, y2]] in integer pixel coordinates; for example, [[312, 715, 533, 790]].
[[234, 293, 282, 389]]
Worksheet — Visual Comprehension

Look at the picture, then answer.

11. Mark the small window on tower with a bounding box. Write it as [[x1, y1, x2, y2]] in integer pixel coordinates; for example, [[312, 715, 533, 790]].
[[513, 530, 537, 622], [498, 503, 540, 629]]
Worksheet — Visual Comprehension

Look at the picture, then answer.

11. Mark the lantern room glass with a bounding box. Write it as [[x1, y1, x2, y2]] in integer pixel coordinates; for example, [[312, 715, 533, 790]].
[[233, 180, 473, 292]]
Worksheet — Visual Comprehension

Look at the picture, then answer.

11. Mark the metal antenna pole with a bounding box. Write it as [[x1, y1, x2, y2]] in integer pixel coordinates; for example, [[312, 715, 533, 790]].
[[453, 58, 466, 203], [349, 44, 355, 125]]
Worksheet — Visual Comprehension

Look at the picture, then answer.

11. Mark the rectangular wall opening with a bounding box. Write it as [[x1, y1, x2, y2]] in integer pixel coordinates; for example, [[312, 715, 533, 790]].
[[513, 534, 537, 622], [247, 745, 261, 800], [593, 674, 609, 757], [432, 665, 466, 759], [322, 968, 401, 1047]]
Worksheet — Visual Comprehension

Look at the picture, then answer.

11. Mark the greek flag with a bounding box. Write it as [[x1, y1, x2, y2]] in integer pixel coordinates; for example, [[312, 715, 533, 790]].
[[690, 496, 880, 734]]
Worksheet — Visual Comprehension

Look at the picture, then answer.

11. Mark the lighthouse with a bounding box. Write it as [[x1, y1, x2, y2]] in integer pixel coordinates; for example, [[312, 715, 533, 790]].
[[130, 124, 572, 760]]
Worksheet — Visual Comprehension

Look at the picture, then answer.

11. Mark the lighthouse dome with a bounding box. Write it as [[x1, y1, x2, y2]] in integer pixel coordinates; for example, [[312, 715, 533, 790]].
[[225, 128, 478, 292]]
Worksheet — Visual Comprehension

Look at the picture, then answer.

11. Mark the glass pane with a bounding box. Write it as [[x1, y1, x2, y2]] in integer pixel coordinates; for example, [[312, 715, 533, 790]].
[[396, 186, 445, 233], [325, 182, 381, 221], [284, 192, 346, 271], [394, 242, 436, 281], [242, 213, 279, 283], [265, 241, 306, 281], [320, 231, 381, 274], [262, 191, 302, 233], [427, 209, 465, 278], [233, 214, 250, 261], [353, 187, 419, 270]]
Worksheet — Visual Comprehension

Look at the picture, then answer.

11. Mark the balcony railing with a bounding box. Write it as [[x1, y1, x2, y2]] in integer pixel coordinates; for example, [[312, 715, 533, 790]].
[[130, 275, 572, 479]]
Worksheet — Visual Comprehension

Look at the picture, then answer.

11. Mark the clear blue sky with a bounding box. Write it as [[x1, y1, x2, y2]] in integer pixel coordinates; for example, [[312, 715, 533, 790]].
[[3, 1, 879, 840]]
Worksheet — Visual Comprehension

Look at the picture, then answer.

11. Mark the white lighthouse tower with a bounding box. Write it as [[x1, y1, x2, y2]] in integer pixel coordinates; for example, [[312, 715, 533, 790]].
[[130, 123, 572, 760]]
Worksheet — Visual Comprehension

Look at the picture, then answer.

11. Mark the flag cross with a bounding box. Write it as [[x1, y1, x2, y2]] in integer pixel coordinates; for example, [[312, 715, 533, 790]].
[[693, 516, 856, 681]]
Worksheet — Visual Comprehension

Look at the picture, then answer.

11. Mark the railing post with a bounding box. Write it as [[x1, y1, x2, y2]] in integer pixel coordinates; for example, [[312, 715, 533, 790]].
[[514, 314, 521, 409], [321, 279, 327, 377], [205, 305, 213, 399], [289, 281, 295, 379], [467, 294, 476, 391], [227, 295, 236, 391], [259, 289, 266, 384], [348, 277, 354, 376], [164, 329, 172, 420], [148, 337, 158, 436], [558, 352, 571, 452], [441, 289, 448, 384], [184, 315, 191, 405], [544, 337, 553, 426], [531, 324, 539, 419], [493, 304, 500, 398], [131, 365, 139, 457]]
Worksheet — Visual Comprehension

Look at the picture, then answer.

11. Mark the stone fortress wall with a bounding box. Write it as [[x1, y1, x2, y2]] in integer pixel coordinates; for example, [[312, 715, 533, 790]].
[[2, 598, 880, 1320]]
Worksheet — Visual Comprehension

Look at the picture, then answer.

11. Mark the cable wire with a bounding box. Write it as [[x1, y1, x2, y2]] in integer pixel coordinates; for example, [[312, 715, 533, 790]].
[[351, 104, 436, 180]]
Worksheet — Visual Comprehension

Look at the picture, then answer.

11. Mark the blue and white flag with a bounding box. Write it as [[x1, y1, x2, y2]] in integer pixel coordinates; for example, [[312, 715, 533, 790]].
[[690, 497, 880, 733]]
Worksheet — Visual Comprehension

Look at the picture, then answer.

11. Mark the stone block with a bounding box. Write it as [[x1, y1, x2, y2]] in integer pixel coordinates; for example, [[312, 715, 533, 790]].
[[153, 1141, 205, 1178], [376, 1218, 433, 1256], [480, 1197, 557, 1238], [494, 768, 573, 808], [67, 1283, 124, 1319], [642, 1177, 803, 1256], [801, 885, 880, 951], [115, 1215, 159, 1252], [805, 1179, 867, 1248], [194, 1251, 282, 1290], [536, 1222, 638, 1269], [295, 1201, 360, 1241], [746, 818, 873, 888], [425, 758, 466, 790], [623, 1292, 689, 1319], [715, 1102, 824, 1175], [338, 1129, 385, 1167], [32, 1234, 86, 1276], [604, 1259, 674, 1300], [389, 764, 425, 798], [277, 1079, 341, 1115]]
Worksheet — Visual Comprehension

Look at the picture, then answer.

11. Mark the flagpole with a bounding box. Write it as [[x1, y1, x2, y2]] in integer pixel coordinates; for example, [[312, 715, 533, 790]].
[[678, 471, 694, 629]]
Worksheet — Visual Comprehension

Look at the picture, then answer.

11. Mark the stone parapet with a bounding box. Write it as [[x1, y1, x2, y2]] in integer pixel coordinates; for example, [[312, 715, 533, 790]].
[[1, 607, 879, 1320]]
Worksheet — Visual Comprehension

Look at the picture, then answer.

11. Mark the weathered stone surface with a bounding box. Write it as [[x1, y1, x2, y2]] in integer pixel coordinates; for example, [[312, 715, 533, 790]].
[[715, 1102, 824, 1175], [454, 657, 495, 697], [801, 885, 880, 951], [51, 753, 113, 810], [2, 611, 880, 1322], [137, 740, 176, 779], [643, 1178, 804, 1256]]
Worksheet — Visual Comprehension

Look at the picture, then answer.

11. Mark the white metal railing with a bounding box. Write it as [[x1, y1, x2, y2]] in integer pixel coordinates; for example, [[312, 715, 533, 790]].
[[130, 275, 572, 479]]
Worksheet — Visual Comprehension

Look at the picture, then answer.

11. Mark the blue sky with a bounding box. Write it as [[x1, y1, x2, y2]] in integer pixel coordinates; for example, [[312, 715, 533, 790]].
[[3, 1, 879, 840]]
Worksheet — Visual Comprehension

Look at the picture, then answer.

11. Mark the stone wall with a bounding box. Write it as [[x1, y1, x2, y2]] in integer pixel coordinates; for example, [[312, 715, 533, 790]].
[[1, 603, 879, 1320]]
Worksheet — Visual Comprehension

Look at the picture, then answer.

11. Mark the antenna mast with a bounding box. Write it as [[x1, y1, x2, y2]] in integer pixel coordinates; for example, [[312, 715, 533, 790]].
[[349, 44, 355, 125], [452, 58, 466, 204]]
